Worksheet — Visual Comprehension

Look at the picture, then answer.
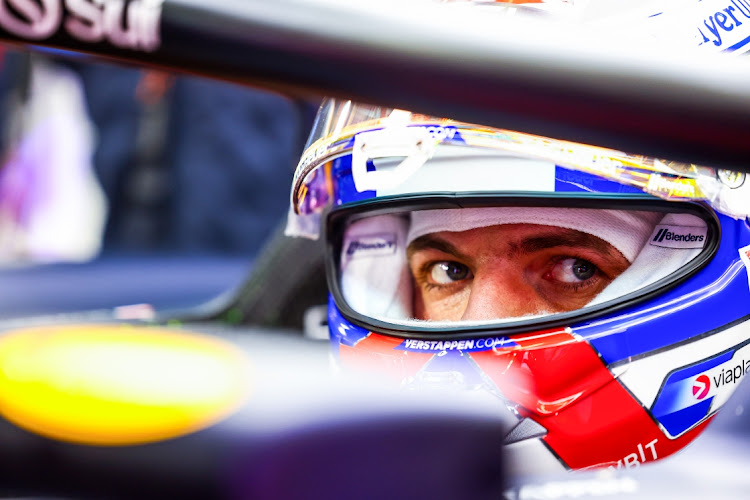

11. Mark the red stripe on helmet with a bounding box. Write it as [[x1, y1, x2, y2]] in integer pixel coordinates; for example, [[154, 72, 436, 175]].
[[339, 333, 434, 382], [471, 329, 709, 469]]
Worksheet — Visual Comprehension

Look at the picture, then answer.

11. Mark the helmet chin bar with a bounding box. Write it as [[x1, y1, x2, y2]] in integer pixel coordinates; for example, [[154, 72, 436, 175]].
[[331, 321, 722, 471]]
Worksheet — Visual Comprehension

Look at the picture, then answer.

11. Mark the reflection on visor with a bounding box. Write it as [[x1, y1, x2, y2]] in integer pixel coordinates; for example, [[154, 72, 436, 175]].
[[332, 205, 712, 330], [291, 99, 750, 227]]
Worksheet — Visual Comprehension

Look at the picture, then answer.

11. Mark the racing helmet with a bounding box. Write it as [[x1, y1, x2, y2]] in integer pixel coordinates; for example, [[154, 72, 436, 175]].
[[286, 97, 750, 472]]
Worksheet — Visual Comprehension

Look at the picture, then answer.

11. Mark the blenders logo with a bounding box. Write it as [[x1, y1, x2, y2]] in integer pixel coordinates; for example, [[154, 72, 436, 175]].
[[649, 225, 707, 249], [693, 374, 710, 400], [653, 228, 704, 243], [0, 0, 163, 51], [345, 234, 396, 258]]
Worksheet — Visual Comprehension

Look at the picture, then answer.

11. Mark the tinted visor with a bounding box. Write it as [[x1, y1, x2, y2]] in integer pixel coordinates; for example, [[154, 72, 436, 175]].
[[326, 198, 718, 336]]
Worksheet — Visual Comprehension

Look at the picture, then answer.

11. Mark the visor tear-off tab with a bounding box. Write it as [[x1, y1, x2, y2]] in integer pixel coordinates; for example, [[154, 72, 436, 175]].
[[352, 127, 438, 193]]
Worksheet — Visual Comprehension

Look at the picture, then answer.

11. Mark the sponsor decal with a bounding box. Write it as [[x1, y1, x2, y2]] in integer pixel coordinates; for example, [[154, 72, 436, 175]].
[[693, 374, 710, 400], [345, 233, 396, 258], [713, 358, 750, 387], [415, 125, 459, 142], [652, 343, 750, 436], [695, 0, 750, 53], [646, 175, 697, 198], [0, 0, 163, 51], [649, 224, 707, 249], [740, 244, 750, 291], [608, 439, 659, 470], [396, 336, 519, 353]]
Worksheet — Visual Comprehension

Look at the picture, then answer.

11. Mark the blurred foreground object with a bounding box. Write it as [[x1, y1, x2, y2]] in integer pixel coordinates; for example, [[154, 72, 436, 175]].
[[0, 0, 747, 170], [0, 322, 507, 500]]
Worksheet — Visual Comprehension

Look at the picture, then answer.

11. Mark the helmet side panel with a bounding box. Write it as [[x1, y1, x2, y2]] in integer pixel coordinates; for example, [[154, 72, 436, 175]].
[[580, 214, 750, 364]]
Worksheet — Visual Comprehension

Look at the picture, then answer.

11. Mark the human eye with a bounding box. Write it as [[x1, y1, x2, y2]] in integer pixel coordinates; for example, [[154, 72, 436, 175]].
[[544, 257, 600, 287], [426, 261, 473, 286]]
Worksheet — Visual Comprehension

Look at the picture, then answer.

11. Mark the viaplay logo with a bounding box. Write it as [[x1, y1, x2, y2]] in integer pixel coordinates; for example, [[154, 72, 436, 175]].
[[653, 348, 749, 437], [693, 374, 710, 400]]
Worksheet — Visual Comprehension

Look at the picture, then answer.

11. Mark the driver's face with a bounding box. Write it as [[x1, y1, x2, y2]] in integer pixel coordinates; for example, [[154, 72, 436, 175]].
[[407, 224, 631, 321]]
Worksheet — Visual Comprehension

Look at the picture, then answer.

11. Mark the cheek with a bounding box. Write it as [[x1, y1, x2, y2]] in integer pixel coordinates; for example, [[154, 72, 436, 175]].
[[540, 292, 592, 313], [533, 276, 615, 312], [415, 286, 471, 321]]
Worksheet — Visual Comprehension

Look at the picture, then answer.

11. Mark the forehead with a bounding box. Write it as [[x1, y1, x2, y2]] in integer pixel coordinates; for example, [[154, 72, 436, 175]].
[[407, 224, 620, 258]]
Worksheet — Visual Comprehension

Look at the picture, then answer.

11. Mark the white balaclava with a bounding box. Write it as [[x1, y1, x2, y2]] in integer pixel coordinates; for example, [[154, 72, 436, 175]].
[[340, 214, 413, 319], [407, 207, 661, 263], [340, 207, 708, 321]]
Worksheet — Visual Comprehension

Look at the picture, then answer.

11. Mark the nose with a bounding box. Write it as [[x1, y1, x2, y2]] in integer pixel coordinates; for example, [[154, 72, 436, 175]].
[[460, 272, 542, 321]]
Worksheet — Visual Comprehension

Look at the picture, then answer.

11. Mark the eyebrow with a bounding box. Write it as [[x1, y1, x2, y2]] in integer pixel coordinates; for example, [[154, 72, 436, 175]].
[[407, 235, 470, 262], [407, 228, 621, 261], [511, 229, 620, 259]]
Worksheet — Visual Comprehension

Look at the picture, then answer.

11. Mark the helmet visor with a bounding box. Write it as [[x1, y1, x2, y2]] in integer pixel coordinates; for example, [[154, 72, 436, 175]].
[[292, 99, 750, 225], [326, 198, 718, 335]]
